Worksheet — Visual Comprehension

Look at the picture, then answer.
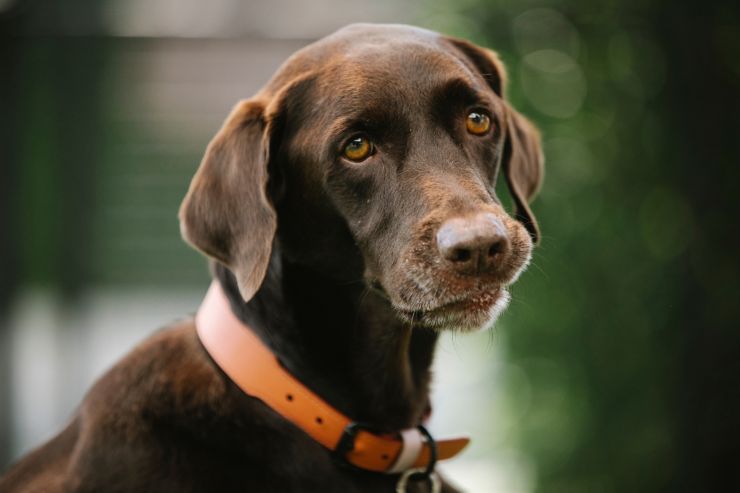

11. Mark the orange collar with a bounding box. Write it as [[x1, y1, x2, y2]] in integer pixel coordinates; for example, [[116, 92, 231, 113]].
[[195, 281, 470, 474]]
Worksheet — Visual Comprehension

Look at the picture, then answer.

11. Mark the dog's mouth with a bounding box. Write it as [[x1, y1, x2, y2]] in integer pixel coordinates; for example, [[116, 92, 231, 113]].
[[387, 285, 510, 331], [364, 210, 531, 331]]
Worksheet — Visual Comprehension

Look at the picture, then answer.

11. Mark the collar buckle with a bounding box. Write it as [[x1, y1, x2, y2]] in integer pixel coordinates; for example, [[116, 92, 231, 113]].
[[334, 422, 439, 477], [333, 421, 381, 472]]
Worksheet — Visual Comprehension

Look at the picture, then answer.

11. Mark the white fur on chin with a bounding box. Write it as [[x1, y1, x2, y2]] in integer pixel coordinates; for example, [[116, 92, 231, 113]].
[[457, 288, 511, 332]]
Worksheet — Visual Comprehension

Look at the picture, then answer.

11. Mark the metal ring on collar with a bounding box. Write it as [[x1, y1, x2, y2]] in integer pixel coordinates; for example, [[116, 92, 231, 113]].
[[415, 424, 438, 478], [396, 467, 441, 493]]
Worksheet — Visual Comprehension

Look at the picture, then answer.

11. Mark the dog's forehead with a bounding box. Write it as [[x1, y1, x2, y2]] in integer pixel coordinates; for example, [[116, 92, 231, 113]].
[[338, 43, 465, 83], [267, 24, 482, 99]]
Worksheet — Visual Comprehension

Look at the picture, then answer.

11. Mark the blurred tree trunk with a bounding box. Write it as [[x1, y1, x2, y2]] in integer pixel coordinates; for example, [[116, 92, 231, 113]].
[[653, 0, 740, 490]]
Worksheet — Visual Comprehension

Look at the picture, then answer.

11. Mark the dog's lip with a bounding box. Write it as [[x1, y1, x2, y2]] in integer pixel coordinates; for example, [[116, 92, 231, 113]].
[[394, 287, 503, 318]]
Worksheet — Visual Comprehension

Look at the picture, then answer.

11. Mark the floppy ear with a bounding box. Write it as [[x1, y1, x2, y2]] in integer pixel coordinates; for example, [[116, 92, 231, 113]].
[[445, 37, 507, 97], [179, 99, 277, 301], [445, 36, 544, 243], [502, 107, 544, 243]]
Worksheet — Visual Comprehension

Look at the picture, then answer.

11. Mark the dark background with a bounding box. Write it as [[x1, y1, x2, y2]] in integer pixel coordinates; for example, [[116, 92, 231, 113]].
[[1, 0, 738, 491]]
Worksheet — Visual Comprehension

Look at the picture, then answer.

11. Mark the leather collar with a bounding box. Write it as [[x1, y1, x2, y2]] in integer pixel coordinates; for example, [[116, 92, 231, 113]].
[[195, 281, 470, 474]]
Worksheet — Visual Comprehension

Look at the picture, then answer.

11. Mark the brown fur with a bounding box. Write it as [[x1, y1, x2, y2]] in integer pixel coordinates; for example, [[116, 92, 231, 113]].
[[1, 23, 543, 492]]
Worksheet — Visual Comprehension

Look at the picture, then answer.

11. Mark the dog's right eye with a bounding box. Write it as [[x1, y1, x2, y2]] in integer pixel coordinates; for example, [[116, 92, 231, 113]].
[[342, 136, 374, 162]]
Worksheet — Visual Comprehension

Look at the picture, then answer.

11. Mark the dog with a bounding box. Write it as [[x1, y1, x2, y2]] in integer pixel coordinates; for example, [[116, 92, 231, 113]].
[[0, 23, 543, 493]]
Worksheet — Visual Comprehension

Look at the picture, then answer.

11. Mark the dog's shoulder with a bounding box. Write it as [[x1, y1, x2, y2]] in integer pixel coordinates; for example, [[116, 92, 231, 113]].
[[73, 319, 240, 456], [63, 321, 357, 492], [84, 320, 226, 416], [0, 321, 226, 492]]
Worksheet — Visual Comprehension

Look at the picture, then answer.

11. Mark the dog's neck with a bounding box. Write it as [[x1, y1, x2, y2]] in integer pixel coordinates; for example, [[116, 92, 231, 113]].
[[212, 251, 438, 431]]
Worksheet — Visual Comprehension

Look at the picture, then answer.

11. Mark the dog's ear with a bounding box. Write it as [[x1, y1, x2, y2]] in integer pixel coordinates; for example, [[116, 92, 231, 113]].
[[445, 37, 507, 97], [502, 107, 544, 243], [445, 37, 544, 243], [179, 99, 277, 301]]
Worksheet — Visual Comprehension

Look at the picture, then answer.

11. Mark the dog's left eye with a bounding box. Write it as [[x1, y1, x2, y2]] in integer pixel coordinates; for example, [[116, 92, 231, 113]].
[[342, 136, 374, 162], [466, 111, 491, 135]]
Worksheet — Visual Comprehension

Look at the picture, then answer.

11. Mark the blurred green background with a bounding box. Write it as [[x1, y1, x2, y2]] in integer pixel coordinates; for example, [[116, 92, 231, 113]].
[[1, 0, 738, 491]]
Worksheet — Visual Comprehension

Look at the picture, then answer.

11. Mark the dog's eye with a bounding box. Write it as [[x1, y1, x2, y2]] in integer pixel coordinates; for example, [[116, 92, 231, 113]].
[[466, 111, 491, 135], [342, 136, 373, 162]]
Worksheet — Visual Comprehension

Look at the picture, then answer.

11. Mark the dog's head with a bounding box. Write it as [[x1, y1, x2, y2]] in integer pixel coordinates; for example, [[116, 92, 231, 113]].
[[180, 24, 543, 331]]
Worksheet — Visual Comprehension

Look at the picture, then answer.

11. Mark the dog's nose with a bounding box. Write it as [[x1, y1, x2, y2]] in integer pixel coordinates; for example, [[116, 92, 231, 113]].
[[436, 213, 509, 274]]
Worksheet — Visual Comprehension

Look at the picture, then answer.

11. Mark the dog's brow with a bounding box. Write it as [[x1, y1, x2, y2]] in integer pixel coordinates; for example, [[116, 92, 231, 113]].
[[326, 106, 404, 142], [433, 78, 486, 108], [327, 116, 353, 140], [325, 116, 369, 148]]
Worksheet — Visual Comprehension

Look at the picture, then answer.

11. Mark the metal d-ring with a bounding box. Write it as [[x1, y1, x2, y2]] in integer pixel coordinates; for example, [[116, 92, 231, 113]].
[[395, 424, 440, 492], [396, 467, 441, 493]]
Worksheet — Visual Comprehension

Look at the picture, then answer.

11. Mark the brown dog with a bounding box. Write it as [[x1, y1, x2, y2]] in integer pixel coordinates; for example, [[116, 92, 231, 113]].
[[0, 24, 543, 492]]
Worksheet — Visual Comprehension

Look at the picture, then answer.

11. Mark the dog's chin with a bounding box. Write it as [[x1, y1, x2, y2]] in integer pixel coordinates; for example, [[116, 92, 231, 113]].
[[394, 288, 511, 332]]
